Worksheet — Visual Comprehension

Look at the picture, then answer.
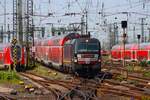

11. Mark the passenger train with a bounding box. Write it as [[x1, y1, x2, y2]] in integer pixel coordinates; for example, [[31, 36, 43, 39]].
[[0, 43, 25, 71], [34, 33, 101, 76], [111, 43, 150, 62]]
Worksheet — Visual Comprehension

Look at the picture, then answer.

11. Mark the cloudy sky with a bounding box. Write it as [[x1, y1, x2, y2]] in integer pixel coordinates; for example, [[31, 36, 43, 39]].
[[0, 0, 150, 43]]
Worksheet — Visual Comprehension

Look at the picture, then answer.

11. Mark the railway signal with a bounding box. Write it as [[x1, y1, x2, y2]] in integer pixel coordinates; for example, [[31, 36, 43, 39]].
[[137, 34, 141, 50], [137, 34, 141, 61], [121, 21, 127, 68]]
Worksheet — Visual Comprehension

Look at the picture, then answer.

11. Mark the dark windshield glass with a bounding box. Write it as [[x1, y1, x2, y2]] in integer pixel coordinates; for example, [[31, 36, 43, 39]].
[[78, 43, 99, 51]]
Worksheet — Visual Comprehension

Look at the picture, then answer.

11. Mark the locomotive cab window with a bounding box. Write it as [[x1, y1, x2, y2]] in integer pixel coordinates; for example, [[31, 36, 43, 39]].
[[77, 41, 100, 52], [77, 42, 99, 52]]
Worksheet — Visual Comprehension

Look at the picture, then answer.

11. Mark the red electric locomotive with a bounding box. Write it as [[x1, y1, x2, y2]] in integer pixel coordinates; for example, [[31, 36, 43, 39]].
[[111, 43, 150, 62], [0, 43, 25, 71], [34, 33, 101, 76]]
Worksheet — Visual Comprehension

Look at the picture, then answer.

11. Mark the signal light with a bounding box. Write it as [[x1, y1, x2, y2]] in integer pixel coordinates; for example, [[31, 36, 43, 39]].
[[123, 33, 127, 38], [137, 34, 141, 39], [121, 21, 127, 28]]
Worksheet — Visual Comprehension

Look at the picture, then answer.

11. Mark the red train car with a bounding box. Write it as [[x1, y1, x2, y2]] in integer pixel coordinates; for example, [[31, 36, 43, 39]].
[[111, 43, 150, 62], [0, 43, 25, 71], [34, 33, 101, 76]]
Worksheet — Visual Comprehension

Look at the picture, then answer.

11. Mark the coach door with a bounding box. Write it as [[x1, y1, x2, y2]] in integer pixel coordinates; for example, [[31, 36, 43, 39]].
[[131, 51, 136, 61]]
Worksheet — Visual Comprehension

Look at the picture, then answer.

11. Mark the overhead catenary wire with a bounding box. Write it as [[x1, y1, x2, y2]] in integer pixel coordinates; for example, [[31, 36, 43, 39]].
[[103, 0, 147, 10]]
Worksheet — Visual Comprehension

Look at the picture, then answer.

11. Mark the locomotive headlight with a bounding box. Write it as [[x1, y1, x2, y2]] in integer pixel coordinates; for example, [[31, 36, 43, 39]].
[[94, 54, 98, 58], [77, 54, 81, 58], [74, 59, 77, 62]]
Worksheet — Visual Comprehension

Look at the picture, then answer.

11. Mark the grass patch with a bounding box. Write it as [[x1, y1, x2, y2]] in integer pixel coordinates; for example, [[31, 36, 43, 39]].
[[0, 71, 21, 84], [31, 63, 65, 80], [126, 65, 134, 72], [141, 96, 150, 100], [115, 75, 126, 82], [32, 64, 50, 76], [143, 71, 150, 78]]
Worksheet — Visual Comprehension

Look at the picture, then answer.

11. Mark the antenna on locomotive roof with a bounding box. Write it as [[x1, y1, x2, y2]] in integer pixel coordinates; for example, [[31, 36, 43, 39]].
[[80, 32, 90, 38]]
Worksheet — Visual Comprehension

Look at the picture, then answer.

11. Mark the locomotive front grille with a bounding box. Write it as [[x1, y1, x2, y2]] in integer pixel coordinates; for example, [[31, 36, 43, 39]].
[[77, 54, 99, 64], [81, 54, 94, 58]]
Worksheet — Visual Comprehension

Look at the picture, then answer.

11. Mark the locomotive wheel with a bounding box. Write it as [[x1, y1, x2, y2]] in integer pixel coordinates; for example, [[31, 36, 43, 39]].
[[48, 62, 52, 68], [70, 67, 72, 73], [64, 66, 68, 73], [66, 66, 69, 73], [59, 65, 64, 72], [64, 66, 70, 73], [68, 67, 72, 74], [71, 63, 76, 74]]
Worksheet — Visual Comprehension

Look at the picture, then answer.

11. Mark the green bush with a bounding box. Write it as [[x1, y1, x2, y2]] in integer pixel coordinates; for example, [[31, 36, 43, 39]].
[[139, 59, 148, 67]]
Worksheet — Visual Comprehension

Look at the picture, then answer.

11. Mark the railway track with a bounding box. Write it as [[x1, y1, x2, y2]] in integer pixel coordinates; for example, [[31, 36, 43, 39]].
[[102, 61, 150, 84], [20, 72, 71, 100], [108, 68, 150, 86], [100, 61, 150, 99], [19, 72, 100, 100], [97, 79, 150, 99], [0, 94, 15, 100], [19, 69, 150, 100]]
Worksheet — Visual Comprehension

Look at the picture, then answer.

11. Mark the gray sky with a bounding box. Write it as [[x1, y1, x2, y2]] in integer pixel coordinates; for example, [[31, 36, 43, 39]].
[[0, 0, 150, 43], [0, 0, 150, 30]]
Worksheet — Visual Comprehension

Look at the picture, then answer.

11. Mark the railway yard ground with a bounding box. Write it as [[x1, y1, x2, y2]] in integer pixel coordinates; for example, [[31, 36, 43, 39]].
[[0, 56, 150, 100]]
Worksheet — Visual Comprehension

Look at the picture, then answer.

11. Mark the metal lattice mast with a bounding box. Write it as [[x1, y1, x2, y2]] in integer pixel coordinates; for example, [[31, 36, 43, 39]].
[[18, 0, 23, 43], [13, 0, 17, 38], [27, 0, 33, 41], [26, 0, 33, 67]]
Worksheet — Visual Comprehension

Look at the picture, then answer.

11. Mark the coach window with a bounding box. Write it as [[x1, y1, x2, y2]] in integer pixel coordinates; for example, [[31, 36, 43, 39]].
[[117, 51, 120, 55]]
